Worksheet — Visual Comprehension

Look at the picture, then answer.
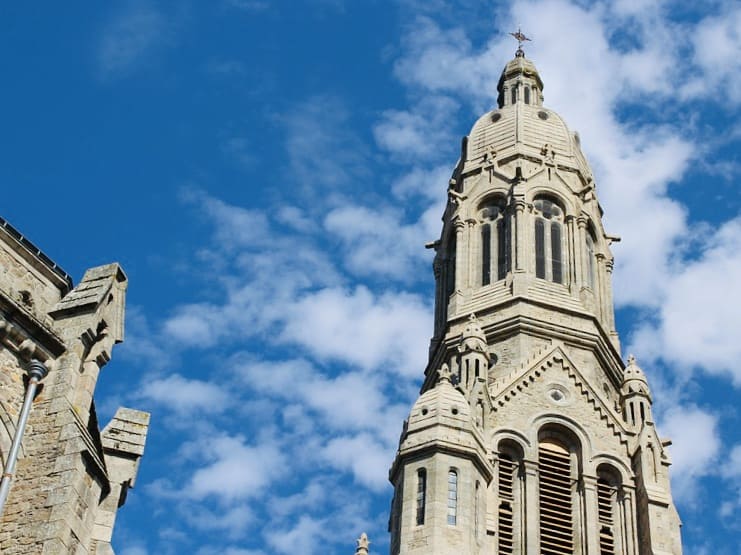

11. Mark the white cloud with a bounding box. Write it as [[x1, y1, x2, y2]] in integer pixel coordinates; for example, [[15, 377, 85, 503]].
[[137, 374, 231, 414], [659, 405, 720, 504], [322, 433, 393, 491], [266, 515, 325, 555], [392, 165, 451, 201], [275, 206, 317, 233], [97, 2, 168, 78], [686, 4, 741, 103], [393, 16, 500, 109], [280, 286, 430, 376], [278, 95, 371, 196], [186, 435, 286, 502], [237, 358, 410, 443], [719, 444, 741, 518], [629, 216, 741, 382], [324, 204, 438, 281], [183, 189, 271, 249], [373, 96, 459, 160]]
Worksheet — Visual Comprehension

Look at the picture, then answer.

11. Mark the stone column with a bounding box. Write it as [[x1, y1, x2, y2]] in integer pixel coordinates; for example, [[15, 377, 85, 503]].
[[487, 455, 499, 542], [621, 484, 638, 555], [565, 215, 577, 294], [466, 218, 477, 291], [522, 459, 539, 555], [433, 255, 443, 335], [581, 474, 600, 555], [604, 257, 618, 336], [454, 219, 467, 294], [513, 198, 527, 273], [575, 216, 587, 292], [595, 253, 607, 324]]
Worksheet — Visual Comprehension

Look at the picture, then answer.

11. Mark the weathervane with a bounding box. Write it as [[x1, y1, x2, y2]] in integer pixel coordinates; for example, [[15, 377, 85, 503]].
[[510, 26, 531, 57]]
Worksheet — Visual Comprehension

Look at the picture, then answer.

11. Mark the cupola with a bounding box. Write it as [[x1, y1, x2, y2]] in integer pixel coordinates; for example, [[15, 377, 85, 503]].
[[497, 49, 544, 108]]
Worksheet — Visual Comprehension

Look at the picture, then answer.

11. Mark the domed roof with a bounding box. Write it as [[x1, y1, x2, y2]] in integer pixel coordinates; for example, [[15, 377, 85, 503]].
[[461, 53, 594, 181], [621, 355, 652, 399], [459, 313, 488, 355], [463, 104, 592, 178], [498, 55, 543, 92], [406, 364, 472, 433]]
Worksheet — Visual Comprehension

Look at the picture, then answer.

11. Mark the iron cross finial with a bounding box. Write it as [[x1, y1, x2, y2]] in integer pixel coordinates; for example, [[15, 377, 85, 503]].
[[510, 26, 531, 57]]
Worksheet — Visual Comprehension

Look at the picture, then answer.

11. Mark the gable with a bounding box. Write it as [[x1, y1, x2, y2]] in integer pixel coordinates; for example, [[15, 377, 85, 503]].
[[488, 345, 630, 450]]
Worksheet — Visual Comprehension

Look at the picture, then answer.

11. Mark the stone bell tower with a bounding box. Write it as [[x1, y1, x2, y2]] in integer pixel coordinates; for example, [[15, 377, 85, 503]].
[[388, 43, 683, 555]]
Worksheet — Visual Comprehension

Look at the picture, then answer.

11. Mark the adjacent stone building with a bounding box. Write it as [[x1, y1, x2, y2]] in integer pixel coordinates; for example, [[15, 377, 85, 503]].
[[0, 215, 149, 554], [386, 47, 683, 554]]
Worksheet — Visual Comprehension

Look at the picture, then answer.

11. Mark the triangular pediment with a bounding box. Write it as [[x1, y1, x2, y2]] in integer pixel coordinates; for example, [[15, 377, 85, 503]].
[[489, 345, 630, 446]]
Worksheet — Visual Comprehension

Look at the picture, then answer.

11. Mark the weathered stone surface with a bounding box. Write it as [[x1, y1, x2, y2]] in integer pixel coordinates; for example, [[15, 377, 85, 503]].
[[0, 217, 149, 554], [387, 50, 682, 555]]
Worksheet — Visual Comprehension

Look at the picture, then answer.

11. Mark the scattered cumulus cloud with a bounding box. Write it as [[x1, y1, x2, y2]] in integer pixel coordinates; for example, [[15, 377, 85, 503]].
[[185, 435, 286, 502], [685, 3, 741, 103], [629, 216, 741, 382], [112, 1, 741, 552], [660, 405, 720, 505], [137, 374, 231, 414]]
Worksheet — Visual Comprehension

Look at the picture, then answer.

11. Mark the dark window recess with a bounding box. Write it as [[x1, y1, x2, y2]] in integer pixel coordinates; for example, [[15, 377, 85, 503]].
[[416, 469, 427, 525], [535, 219, 546, 279], [482, 224, 491, 285], [497, 219, 507, 280], [551, 222, 563, 283]]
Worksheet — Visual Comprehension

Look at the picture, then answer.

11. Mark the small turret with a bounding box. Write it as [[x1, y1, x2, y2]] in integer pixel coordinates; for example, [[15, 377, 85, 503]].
[[497, 49, 544, 108], [621, 355, 653, 428], [455, 314, 490, 394], [388, 365, 492, 555]]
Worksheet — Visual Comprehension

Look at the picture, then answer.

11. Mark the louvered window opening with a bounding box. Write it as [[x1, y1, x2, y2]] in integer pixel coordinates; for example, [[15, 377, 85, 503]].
[[498, 455, 516, 554], [539, 445, 574, 555], [447, 470, 458, 525], [416, 469, 426, 525], [598, 478, 615, 555]]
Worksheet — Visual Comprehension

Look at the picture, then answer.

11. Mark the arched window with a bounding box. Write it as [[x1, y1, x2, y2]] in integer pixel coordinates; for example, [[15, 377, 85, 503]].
[[586, 229, 597, 290], [480, 198, 509, 285], [533, 197, 565, 284], [499, 454, 517, 553], [597, 465, 624, 555], [538, 436, 578, 554], [524, 86, 531, 104], [511, 86, 517, 105], [497, 440, 524, 554], [416, 469, 427, 525], [447, 469, 458, 525]]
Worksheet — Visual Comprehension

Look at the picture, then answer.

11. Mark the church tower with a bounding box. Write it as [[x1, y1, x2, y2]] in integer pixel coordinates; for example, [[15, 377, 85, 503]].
[[388, 43, 683, 555]]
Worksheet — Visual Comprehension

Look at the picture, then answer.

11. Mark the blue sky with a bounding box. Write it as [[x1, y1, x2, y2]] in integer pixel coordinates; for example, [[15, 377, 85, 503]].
[[2, 0, 740, 553]]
